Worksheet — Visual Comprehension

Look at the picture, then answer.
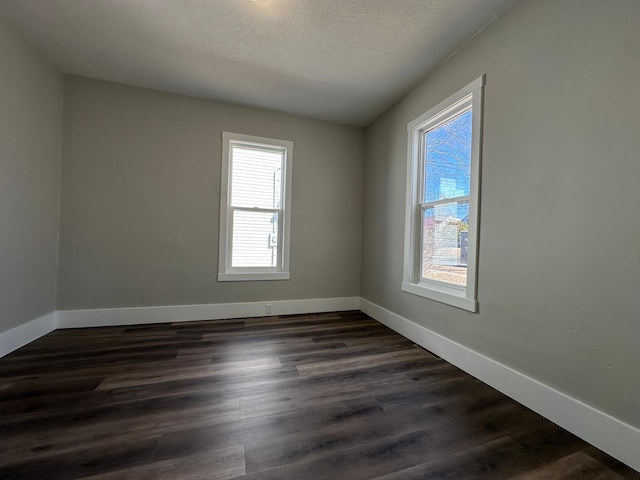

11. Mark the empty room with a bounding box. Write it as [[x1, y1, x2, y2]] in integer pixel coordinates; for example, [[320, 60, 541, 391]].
[[1, 0, 639, 478]]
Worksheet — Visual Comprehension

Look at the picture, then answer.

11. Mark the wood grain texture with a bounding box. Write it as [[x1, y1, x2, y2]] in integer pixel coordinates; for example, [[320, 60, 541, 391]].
[[0, 310, 637, 479]]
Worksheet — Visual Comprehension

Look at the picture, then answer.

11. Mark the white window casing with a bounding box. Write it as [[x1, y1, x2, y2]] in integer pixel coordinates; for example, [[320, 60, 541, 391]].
[[219, 132, 293, 281], [402, 76, 484, 311]]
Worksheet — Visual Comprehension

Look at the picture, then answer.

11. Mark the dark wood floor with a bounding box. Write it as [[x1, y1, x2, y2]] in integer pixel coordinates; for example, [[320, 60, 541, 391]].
[[0, 311, 638, 480]]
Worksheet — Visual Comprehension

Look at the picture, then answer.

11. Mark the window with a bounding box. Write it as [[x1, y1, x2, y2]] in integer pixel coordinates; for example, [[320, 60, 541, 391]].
[[218, 132, 293, 281], [402, 76, 484, 311]]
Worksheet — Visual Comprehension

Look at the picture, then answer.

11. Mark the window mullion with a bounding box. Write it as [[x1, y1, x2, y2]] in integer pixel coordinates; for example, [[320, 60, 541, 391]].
[[420, 195, 470, 210], [230, 206, 279, 214]]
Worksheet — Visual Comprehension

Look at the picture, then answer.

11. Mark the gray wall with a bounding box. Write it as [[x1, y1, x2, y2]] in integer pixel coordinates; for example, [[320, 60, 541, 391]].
[[0, 19, 62, 333], [361, 0, 640, 428], [58, 77, 364, 309]]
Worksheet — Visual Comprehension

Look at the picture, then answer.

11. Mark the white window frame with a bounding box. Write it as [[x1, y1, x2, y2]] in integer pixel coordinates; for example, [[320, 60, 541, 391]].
[[402, 76, 484, 312], [218, 132, 293, 282]]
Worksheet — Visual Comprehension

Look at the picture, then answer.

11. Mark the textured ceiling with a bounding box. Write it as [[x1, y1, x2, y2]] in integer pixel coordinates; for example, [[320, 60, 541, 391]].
[[0, 0, 517, 126]]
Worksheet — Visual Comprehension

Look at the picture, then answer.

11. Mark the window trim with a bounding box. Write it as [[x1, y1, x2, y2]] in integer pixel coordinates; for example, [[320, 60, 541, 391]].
[[402, 75, 484, 312], [218, 132, 293, 282]]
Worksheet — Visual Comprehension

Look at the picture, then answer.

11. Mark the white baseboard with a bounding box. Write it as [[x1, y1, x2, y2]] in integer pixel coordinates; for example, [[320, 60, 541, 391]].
[[359, 297, 640, 473], [0, 311, 57, 358], [57, 296, 360, 328], [1, 297, 359, 356]]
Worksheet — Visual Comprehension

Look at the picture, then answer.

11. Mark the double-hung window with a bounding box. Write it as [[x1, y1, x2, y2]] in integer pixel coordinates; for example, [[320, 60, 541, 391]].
[[402, 76, 484, 311], [218, 132, 293, 281]]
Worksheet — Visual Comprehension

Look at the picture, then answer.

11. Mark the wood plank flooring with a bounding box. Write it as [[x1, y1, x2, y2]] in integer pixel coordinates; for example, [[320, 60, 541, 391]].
[[0, 310, 637, 479]]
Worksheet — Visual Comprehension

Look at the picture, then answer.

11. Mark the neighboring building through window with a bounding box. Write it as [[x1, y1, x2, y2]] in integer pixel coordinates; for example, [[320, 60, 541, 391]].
[[402, 76, 484, 311], [219, 132, 293, 281]]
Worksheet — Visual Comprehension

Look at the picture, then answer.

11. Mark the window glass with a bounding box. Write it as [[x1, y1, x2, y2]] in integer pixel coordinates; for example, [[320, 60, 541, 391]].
[[422, 201, 469, 286], [424, 109, 472, 203], [230, 146, 283, 210], [231, 210, 279, 268]]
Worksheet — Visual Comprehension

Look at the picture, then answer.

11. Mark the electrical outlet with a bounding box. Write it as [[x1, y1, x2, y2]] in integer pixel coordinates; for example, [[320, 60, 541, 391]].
[[265, 304, 272, 314]]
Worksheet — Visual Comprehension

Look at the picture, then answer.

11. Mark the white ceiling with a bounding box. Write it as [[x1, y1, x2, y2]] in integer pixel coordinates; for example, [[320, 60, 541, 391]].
[[0, 0, 517, 126]]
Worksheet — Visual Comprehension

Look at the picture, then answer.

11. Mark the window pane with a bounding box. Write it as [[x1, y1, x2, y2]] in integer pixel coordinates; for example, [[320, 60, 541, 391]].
[[232, 210, 279, 267], [424, 109, 472, 203], [231, 145, 283, 209], [422, 201, 469, 286]]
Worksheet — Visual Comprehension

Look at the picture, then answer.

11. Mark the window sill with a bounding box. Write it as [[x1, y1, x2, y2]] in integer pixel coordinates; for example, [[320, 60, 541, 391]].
[[218, 272, 290, 282], [401, 281, 477, 312]]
